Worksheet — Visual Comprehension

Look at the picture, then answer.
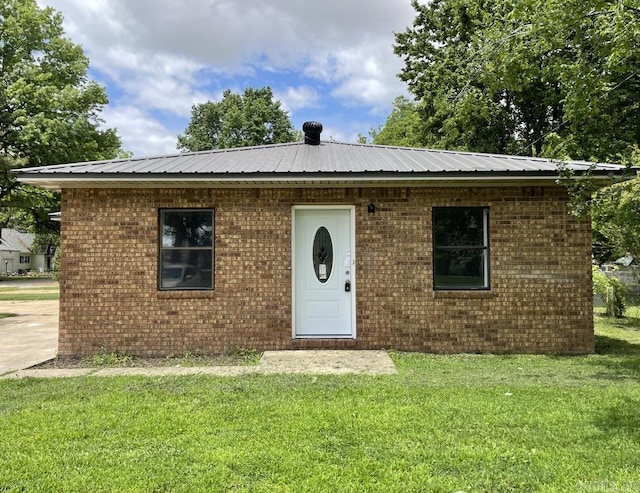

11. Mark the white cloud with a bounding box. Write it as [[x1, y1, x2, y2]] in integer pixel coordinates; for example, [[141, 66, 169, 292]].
[[313, 123, 349, 143], [101, 106, 178, 157], [38, 0, 417, 154], [121, 66, 212, 118], [307, 44, 405, 111], [275, 86, 322, 113], [333, 78, 388, 108]]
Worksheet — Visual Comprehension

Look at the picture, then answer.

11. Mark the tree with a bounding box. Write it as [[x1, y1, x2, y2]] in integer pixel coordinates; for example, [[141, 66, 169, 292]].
[[393, 0, 517, 153], [592, 175, 640, 262], [370, 96, 423, 147], [1, 0, 122, 237], [393, 0, 640, 162], [177, 87, 296, 151]]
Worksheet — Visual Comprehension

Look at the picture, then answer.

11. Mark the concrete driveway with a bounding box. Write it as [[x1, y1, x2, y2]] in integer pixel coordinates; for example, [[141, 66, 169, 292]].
[[0, 299, 58, 374]]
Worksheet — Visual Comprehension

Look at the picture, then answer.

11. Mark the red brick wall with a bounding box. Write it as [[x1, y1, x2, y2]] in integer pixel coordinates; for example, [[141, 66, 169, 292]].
[[59, 186, 593, 356]]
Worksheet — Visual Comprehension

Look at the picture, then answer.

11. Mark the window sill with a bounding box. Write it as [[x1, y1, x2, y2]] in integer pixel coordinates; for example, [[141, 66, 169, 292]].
[[433, 290, 496, 299]]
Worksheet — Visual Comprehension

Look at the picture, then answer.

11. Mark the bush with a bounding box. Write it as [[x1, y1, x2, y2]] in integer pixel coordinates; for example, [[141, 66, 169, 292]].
[[593, 265, 627, 317]]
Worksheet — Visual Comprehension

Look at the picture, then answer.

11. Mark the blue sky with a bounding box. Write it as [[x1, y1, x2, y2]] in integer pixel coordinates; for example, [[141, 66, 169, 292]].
[[38, 0, 417, 158]]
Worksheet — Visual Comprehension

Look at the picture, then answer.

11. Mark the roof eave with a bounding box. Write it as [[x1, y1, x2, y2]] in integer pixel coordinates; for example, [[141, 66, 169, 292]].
[[15, 170, 626, 191]]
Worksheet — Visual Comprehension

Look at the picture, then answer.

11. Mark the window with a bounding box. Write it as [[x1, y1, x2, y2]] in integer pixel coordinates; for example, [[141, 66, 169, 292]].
[[159, 209, 214, 290], [432, 207, 489, 290], [19, 255, 30, 264], [312, 226, 333, 283]]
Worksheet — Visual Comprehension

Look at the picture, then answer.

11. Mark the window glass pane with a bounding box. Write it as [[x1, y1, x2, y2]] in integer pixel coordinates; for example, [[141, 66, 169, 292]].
[[159, 209, 214, 290], [434, 249, 486, 288], [162, 211, 213, 248], [312, 226, 333, 283], [433, 207, 484, 247], [160, 250, 213, 289]]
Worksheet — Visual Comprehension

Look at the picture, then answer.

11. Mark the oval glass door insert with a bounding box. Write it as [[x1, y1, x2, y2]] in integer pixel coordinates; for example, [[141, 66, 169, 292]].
[[312, 226, 333, 283]]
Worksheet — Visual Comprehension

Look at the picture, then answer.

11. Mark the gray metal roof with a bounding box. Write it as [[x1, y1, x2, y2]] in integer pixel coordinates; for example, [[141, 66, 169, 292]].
[[0, 229, 34, 253], [13, 141, 628, 190]]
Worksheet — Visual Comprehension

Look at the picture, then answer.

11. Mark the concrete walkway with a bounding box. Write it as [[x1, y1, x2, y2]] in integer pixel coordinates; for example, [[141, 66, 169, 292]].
[[3, 350, 397, 379]]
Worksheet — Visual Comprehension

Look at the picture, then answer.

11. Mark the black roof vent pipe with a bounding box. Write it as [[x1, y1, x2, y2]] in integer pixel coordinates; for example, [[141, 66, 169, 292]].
[[303, 121, 323, 145]]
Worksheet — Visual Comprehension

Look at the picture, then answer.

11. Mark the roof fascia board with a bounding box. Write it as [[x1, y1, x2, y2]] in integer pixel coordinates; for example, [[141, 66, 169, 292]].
[[16, 172, 622, 191]]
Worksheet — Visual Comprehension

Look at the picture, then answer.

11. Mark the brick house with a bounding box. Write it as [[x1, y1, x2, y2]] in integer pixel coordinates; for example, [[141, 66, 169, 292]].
[[15, 123, 626, 356]]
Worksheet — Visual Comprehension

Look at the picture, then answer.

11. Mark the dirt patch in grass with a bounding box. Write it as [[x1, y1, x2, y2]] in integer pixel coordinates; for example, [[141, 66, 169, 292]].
[[30, 350, 262, 369]]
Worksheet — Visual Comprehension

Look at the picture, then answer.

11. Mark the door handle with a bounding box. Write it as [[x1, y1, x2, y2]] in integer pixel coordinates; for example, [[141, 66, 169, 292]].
[[345, 280, 351, 292]]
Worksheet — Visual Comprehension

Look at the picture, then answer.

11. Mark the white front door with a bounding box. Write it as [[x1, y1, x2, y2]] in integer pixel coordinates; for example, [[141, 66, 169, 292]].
[[293, 206, 355, 338]]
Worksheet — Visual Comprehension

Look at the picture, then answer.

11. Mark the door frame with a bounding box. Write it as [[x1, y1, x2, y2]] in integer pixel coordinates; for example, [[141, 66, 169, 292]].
[[291, 205, 356, 339]]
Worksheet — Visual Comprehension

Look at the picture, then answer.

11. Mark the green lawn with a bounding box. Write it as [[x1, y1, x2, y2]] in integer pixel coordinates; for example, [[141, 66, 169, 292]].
[[0, 286, 59, 301], [0, 291, 59, 301], [1, 317, 639, 492]]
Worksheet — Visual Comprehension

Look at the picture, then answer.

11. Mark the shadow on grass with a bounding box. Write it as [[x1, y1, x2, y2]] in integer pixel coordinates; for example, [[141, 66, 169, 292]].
[[593, 396, 640, 440], [595, 335, 640, 356], [592, 328, 640, 380], [590, 315, 640, 380], [592, 341, 640, 381]]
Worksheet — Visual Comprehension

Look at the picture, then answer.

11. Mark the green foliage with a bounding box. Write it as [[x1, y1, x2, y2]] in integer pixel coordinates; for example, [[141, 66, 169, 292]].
[[593, 265, 627, 318], [394, 0, 640, 162], [592, 229, 617, 265], [228, 347, 262, 365], [162, 349, 261, 367], [607, 276, 628, 318], [592, 176, 640, 260], [0, 0, 121, 166], [0, 171, 60, 235], [370, 96, 423, 147], [0, 0, 122, 236], [592, 265, 611, 298], [177, 87, 296, 151], [84, 349, 134, 368]]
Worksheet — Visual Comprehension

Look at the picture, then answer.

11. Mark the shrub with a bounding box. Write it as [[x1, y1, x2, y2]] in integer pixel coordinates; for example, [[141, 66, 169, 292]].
[[593, 265, 627, 318]]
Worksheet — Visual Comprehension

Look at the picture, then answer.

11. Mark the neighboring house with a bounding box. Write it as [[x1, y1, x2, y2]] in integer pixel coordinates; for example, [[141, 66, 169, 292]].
[[613, 255, 635, 268], [14, 122, 630, 357], [0, 229, 55, 274], [602, 256, 639, 289]]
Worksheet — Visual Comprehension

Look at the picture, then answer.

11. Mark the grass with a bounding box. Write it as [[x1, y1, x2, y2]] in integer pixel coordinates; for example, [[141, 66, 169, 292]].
[[0, 286, 59, 301], [0, 291, 59, 301], [0, 281, 58, 312], [595, 313, 640, 355], [1, 317, 640, 491]]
